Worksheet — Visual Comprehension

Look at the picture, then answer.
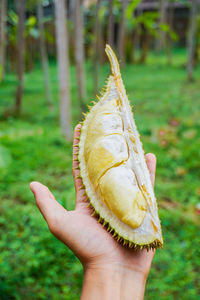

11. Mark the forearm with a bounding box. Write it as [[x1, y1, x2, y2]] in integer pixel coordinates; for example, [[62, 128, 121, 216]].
[[81, 265, 146, 300]]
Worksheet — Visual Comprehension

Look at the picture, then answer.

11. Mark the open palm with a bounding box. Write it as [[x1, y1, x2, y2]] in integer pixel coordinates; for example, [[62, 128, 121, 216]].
[[30, 124, 156, 279]]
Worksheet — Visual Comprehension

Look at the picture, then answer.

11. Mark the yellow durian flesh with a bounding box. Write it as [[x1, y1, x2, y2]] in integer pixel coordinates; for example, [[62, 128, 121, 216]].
[[87, 134, 128, 188], [99, 165, 147, 229], [79, 45, 163, 249], [84, 99, 123, 161]]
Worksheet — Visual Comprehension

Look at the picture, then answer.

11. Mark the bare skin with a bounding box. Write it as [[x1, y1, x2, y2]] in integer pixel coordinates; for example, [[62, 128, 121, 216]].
[[30, 124, 157, 300]]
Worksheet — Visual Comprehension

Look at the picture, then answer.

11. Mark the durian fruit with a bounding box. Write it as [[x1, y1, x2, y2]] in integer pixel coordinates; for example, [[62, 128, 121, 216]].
[[78, 44, 163, 249]]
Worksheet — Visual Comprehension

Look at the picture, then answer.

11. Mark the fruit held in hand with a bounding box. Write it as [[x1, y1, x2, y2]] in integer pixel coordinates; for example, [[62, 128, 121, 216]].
[[78, 45, 163, 249]]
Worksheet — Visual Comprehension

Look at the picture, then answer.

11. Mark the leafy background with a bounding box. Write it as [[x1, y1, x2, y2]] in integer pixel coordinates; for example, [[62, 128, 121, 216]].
[[0, 49, 200, 299]]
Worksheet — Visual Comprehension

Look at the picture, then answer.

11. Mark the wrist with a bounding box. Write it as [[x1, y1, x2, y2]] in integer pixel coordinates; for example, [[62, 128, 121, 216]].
[[81, 264, 147, 300]]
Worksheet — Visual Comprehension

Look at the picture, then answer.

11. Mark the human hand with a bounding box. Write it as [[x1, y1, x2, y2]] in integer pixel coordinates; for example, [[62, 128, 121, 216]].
[[30, 124, 157, 300]]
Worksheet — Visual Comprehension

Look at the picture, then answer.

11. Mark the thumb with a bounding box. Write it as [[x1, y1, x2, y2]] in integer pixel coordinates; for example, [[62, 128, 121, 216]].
[[145, 153, 156, 187], [30, 181, 67, 233]]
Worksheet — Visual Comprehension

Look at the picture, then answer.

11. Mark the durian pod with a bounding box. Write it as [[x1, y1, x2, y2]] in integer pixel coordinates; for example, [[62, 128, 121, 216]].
[[78, 45, 163, 249]]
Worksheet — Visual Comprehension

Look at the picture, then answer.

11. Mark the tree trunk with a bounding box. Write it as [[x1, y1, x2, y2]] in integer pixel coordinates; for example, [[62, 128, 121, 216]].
[[117, 0, 128, 66], [193, 43, 199, 67], [15, 0, 26, 115], [55, 0, 72, 141], [68, 0, 75, 64], [126, 31, 135, 64], [134, 8, 142, 62], [74, 0, 86, 113], [187, 0, 199, 82], [0, 0, 7, 81], [157, 0, 167, 51], [38, 0, 53, 108], [108, 0, 114, 48], [68, 0, 75, 19], [166, 3, 174, 66], [93, 0, 100, 96], [139, 26, 150, 64]]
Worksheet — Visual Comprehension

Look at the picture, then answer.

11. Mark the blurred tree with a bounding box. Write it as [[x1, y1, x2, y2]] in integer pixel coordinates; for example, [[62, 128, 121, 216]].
[[117, 0, 128, 66], [127, 8, 158, 65], [7, 10, 20, 73], [93, 0, 100, 95], [25, 14, 37, 72], [55, 0, 72, 141], [158, 1, 178, 65], [126, 0, 142, 64], [157, 0, 168, 51], [69, 0, 75, 17], [98, 1, 108, 64], [166, 1, 174, 66], [68, 0, 75, 62], [108, 0, 114, 48], [187, 0, 199, 82], [139, 24, 150, 64], [0, 0, 7, 81], [15, 0, 26, 115], [37, 0, 53, 108], [7, 11, 39, 73], [187, 0, 199, 81], [196, 14, 200, 65], [74, 0, 86, 112]]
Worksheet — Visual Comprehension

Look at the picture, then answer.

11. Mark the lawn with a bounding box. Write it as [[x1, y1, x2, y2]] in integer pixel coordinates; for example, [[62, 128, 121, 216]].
[[0, 49, 199, 299]]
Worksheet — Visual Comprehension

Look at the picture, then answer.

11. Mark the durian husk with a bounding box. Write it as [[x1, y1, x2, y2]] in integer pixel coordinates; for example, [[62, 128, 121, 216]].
[[78, 45, 163, 249]]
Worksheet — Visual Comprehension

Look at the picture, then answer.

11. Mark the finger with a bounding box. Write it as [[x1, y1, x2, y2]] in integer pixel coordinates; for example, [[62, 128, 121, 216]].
[[30, 181, 66, 232], [145, 153, 156, 186], [72, 124, 82, 192], [72, 124, 87, 205]]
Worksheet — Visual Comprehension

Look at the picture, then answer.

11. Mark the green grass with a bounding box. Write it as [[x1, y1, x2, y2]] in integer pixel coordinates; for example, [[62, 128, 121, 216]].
[[0, 49, 200, 299]]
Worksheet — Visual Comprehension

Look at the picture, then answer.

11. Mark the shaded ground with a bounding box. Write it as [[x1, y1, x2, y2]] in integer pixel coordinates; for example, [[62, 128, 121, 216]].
[[0, 49, 199, 299]]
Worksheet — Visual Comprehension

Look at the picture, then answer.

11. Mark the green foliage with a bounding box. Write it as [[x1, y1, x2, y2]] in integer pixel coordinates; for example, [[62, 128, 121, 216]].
[[0, 50, 199, 299], [135, 11, 159, 35], [159, 23, 179, 42], [126, 4, 159, 38], [7, 10, 18, 45], [126, 0, 142, 20], [126, 3, 178, 42], [7, 11, 39, 46]]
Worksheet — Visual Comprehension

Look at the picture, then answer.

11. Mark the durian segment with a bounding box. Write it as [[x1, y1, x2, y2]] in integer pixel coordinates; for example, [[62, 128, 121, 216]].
[[84, 100, 123, 161], [99, 165, 147, 229], [87, 134, 128, 187], [79, 44, 163, 248]]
